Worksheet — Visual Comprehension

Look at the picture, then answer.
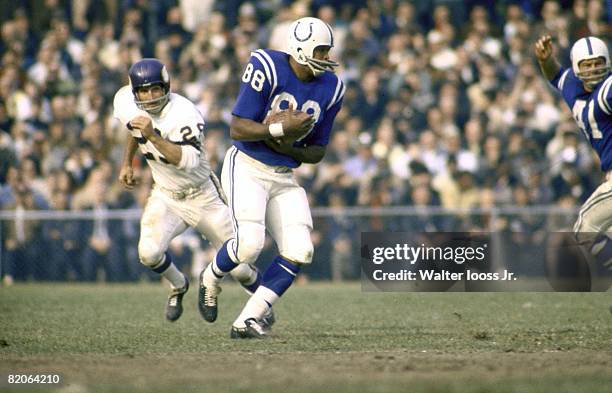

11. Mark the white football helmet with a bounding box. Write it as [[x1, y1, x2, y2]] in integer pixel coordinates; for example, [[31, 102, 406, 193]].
[[570, 36, 610, 90], [287, 17, 339, 77]]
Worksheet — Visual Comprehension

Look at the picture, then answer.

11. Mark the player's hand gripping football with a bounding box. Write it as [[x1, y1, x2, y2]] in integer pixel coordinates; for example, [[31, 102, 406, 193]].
[[264, 103, 315, 144], [535, 35, 553, 62]]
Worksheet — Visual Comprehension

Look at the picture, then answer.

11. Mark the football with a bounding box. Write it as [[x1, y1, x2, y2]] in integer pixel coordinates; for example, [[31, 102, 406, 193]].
[[263, 110, 308, 145], [263, 109, 291, 125]]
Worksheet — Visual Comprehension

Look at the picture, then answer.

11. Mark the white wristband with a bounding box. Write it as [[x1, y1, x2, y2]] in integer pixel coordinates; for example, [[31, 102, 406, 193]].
[[268, 122, 284, 138]]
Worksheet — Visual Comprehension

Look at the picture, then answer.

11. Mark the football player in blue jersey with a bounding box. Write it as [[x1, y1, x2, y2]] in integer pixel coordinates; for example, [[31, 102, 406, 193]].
[[198, 17, 345, 338], [535, 35, 612, 290]]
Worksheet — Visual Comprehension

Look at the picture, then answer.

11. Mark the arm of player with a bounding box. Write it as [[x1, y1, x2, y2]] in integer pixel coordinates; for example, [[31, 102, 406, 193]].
[[230, 115, 277, 141], [263, 140, 326, 164], [130, 116, 183, 166], [230, 51, 314, 141], [230, 110, 315, 141], [118, 133, 138, 189], [597, 77, 612, 115], [264, 94, 343, 163], [535, 35, 562, 81]]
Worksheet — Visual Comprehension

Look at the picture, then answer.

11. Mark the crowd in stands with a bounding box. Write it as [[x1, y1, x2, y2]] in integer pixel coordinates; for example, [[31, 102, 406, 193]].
[[0, 0, 609, 282]]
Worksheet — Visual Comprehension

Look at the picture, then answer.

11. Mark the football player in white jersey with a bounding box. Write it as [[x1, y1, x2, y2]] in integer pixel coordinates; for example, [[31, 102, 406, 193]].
[[114, 58, 261, 321], [535, 35, 612, 290], [198, 17, 345, 338]]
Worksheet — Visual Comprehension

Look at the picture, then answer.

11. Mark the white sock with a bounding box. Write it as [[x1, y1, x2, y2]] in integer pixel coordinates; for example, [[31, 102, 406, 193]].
[[233, 286, 278, 328], [203, 261, 225, 286], [160, 263, 186, 289], [230, 264, 258, 286]]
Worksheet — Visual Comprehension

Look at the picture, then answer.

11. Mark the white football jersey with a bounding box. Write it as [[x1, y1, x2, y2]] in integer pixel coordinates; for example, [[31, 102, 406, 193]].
[[113, 85, 211, 191]]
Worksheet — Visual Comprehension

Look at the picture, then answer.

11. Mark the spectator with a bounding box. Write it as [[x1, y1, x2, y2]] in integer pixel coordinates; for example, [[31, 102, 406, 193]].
[[2, 184, 43, 283], [79, 181, 126, 281], [0, 1, 607, 282], [43, 189, 82, 280]]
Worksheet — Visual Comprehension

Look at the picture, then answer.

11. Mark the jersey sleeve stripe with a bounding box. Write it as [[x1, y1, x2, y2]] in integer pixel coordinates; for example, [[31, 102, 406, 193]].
[[334, 81, 346, 107], [256, 49, 277, 96], [251, 51, 273, 89], [604, 78, 612, 113], [598, 76, 612, 115], [557, 69, 570, 91], [327, 78, 343, 110], [173, 140, 201, 150]]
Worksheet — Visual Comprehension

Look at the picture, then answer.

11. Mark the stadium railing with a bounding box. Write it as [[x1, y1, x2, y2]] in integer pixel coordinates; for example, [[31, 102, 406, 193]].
[[0, 206, 579, 283]]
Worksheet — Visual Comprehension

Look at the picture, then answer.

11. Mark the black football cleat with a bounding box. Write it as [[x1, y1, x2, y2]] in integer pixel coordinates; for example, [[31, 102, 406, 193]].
[[230, 318, 267, 339], [198, 268, 221, 323], [260, 308, 276, 331], [166, 274, 189, 322]]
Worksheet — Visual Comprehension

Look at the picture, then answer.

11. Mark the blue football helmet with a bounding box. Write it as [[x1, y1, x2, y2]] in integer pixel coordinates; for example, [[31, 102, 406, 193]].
[[128, 58, 170, 114]]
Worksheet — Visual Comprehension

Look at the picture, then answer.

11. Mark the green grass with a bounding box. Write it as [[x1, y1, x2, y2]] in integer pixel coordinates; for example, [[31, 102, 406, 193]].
[[0, 283, 611, 392]]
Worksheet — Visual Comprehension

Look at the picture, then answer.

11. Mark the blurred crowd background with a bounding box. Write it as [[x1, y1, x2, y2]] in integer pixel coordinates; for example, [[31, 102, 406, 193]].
[[0, 0, 610, 283]]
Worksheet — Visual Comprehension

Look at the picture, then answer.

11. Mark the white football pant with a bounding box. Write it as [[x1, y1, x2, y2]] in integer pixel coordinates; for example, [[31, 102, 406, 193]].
[[221, 146, 314, 265], [573, 172, 612, 291], [574, 173, 612, 237], [138, 174, 254, 281]]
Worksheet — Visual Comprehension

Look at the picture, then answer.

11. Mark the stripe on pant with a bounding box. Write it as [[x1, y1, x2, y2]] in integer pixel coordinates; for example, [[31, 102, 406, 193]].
[[209, 173, 227, 205], [229, 147, 240, 261]]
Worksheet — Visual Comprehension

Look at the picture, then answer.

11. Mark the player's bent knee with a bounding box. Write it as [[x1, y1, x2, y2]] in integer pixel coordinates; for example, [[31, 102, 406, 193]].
[[138, 239, 165, 267], [278, 225, 314, 264], [235, 236, 265, 264], [280, 242, 314, 265]]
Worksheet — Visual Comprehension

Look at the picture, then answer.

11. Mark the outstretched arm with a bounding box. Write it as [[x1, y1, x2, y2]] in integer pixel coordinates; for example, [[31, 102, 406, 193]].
[[535, 35, 562, 81]]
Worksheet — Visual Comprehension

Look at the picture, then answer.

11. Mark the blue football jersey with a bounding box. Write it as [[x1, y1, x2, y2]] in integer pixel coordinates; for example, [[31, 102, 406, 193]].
[[550, 68, 612, 170], [231, 49, 345, 167]]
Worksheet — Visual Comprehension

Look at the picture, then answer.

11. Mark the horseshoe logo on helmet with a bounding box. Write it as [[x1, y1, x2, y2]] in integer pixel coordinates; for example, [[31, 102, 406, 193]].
[[294, 21, 313, 42]]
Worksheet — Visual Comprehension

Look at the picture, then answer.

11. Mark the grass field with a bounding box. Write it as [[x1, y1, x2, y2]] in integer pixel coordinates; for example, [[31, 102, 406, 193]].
[[0, 282, 611, 393]]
